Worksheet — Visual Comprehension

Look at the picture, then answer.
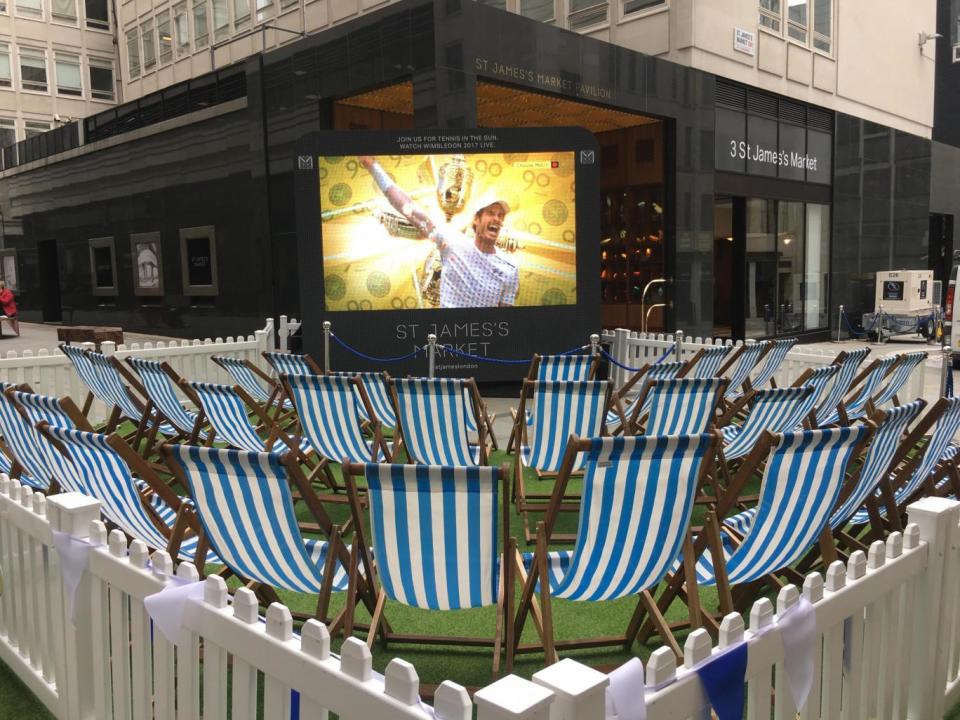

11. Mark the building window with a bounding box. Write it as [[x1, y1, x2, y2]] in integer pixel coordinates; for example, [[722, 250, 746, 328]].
[[25, 120, 51, 137], [16, 0, 41, 17], [157, 11, 173, 64], [233, 0, 248, 28], [130, 232, 163, 295], [88, 57, 113, 100], [622, 0, 663, 16], [519, 0, 553, 22], [0, 119, 14, 149], [812, 0, 830, 51], [55, 53, 82, 96], [759, 0, 780, 31], [192, 0, 208, 48], [19, 49, 47, 92], [0, 45, 11, 88], [0, 251, 18, 294], [88, 237, 118, 296], [180, 226, 218, 296], [84, 0, 108, 27], [255, 0, 272, 22], [279, 0, 295, 11], [51, 0, 75, 20], [174, 2, 190, 55], [568, 0, 607, 30], [126, 28, 140, 78], [786, 0, 806, 42], [141, 18, 156, 70], [212, 0, 228, 40]]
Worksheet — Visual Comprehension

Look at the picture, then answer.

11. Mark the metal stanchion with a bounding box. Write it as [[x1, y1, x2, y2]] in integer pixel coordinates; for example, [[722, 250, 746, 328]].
[[836, 305, 844, 343], [874, 305, 885, 346], [427, 334, 437, 378], [674, 330, 684, 361], [940, 345, 952, 398], [322, 321, 331, 372], [590, 333, 600, 358]]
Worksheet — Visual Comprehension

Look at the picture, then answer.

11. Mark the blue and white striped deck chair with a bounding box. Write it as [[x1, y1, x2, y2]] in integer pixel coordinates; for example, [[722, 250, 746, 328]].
[[343, 462, 514, 666], [263, 351, 322, 377], [744, 338, 796, 392], [59, 343, 112, 411], [721, 341, 770, 401], [691, 345, 731, 379], [42, 425, 214, 565], [641, 378, 727, 436], [86, 351, 149, 423], [12, 389, 88, 431], [867, 351, 927, 412], [819, 354, 898, 426], [608, 360, 686, 433], [163, 445, 352, 617], [694, 426, 869, 614], [787, 365, 840, 427], [531, 353, 597, 382], [212, 355, 292, 413], [284, 374, 387, 463], [391, 378, 483, 466], [515, 433, 717, 662], [185, 381, 277, 453], [332, 372, 398, 429], [0, 388, 68, 491], [849, 396, 960, 531], [814, 348, 870, 427], [720, 386, 814, 461], [126, 358, 205, 441]]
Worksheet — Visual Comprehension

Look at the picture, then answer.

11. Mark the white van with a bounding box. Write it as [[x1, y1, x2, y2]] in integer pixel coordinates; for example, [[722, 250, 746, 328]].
[[947, 262, 960, 366]]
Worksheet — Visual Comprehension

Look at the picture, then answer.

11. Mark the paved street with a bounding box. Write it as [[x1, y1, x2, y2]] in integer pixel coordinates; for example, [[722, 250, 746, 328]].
[[0, 322, 176, 355]]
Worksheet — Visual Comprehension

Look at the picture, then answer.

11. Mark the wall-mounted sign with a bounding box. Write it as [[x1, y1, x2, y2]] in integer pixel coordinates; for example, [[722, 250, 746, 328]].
[[734, 28, 756, 56]]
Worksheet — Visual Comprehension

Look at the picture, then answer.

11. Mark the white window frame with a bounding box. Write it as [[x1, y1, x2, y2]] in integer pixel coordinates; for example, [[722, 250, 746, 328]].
[[141, 17, 156, 71], [54, 52, 83, 97], [157, 10, 173, 64], [255, 0, 273, 24], [212, 0, 229, 41], [24, 120, 51, 138], [0, 44, 12, 89], [0, 119, 16, 156], [811, 0, 831, 53], [18, 48, 48, 93], [192, 0, 209, 48], [126, 27, 140, 78], [621, 0, 663, 19], [758, 0, 832, 55], [51, 0, 77, 22], [174, 2, 190, 56], [88, 56, 114, 100], [759, 0, 780, 32], [84, 0, 110, 29], [233, 0, 249, 29], [15, 0, 42, 19]]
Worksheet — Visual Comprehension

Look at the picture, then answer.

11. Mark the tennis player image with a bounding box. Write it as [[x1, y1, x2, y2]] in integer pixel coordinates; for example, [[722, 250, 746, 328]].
[[359, 155, 520, 308]]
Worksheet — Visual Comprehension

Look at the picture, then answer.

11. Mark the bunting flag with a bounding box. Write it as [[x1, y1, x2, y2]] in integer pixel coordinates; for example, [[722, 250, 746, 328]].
[[777, 597, 817, 711], [605, 657, 646, 720], [696, 643, 748, 720], [52, 531, 92, 622], [143, 576, 205, 645]]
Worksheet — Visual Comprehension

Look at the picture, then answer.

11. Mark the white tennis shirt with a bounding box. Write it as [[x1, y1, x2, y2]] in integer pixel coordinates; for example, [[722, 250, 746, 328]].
[[432, 227, 519, 308]]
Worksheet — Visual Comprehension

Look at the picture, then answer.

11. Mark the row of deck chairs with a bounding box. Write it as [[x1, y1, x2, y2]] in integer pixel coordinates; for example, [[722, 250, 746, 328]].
[[0, 339, 945, 674]]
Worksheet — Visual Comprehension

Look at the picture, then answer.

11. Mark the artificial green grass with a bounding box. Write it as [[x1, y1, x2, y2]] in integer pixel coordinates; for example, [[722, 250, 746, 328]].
[[0, 660, 55, 719]]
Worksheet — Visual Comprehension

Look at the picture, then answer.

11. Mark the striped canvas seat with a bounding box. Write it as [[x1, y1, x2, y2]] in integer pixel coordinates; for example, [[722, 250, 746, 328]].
[[792, 365, 840, 422], [534, 353, 596, 381], [538, 434, 715, 601], [691, 345, 731, 379], [214, 355, 292, 410], [813, 348, 870, 426], [850, 397, 960, 524], [746, 338, 796, 390], [60, 344, 115, 407], [721, 386, 814, 460], [13, 390, 79, 429], [606, 360, 685, 428], [0, 389, 74, 491], [86, 352, 151, 423], [393, 378, 480, 466], [694, 426, 869, 586], [263, 351, 319, 377], [187, 381, 302, 454], [869, 351, 927, 409], [820, 355, 897, 426], [724, 400, 925, 537], [643, 378, 725, 435], [127, 358, 204, 438], [521, 381, 607, 474], [285, 374, 385, 463], [359, 463, 502, 609], [332, 372, 397, 429], [43, 426, 214, 563], [723, 342, 769, 400], [165, 445, 349, 592]]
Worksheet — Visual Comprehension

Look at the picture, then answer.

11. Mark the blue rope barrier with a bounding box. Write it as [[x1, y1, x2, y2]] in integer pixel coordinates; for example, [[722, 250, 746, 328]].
[[840, 309, 877, 339], [599, 345, 674, 373], [437, 344, 591, 365], [330, 333, 422, 363]]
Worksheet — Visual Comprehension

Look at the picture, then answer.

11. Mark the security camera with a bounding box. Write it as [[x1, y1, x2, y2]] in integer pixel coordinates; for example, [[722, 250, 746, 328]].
[[53, 113, 61, 122]]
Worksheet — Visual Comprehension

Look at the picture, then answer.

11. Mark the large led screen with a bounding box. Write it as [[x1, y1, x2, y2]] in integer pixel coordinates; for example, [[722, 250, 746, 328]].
[[319, 152, 577, 311]]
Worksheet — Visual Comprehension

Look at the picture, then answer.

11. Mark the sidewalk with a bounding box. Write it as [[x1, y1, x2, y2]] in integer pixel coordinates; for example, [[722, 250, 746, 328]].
[[0, 322, 176, 355]]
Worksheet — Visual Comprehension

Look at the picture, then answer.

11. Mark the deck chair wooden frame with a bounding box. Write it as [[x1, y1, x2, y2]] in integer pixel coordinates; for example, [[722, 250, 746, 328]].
[[125, 359, 211, 455], [513, 432, 719, 663], [342, 461, 516, 673], [211, 355, 294, 426]]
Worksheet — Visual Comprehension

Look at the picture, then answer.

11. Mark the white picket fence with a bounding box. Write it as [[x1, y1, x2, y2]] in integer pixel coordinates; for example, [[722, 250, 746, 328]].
[[0, 319, 290, 425], [3, 474, 960, 720], [602, 328, 938, 403]]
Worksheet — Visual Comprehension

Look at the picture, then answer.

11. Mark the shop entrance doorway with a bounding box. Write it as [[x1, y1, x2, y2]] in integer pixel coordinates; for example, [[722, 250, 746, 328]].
[[38, 239, 62, 323]]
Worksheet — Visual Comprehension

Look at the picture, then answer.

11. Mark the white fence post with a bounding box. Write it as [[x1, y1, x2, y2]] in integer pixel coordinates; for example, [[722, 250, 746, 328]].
[[46, 492, 103, 720], [906, 496, 960, 719], [475, 675, 554, 720], [532, 658, 608, 720]]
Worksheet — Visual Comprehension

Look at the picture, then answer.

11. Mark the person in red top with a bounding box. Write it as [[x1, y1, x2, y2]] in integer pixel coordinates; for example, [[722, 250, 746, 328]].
[[0, 280, 20, 336]]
